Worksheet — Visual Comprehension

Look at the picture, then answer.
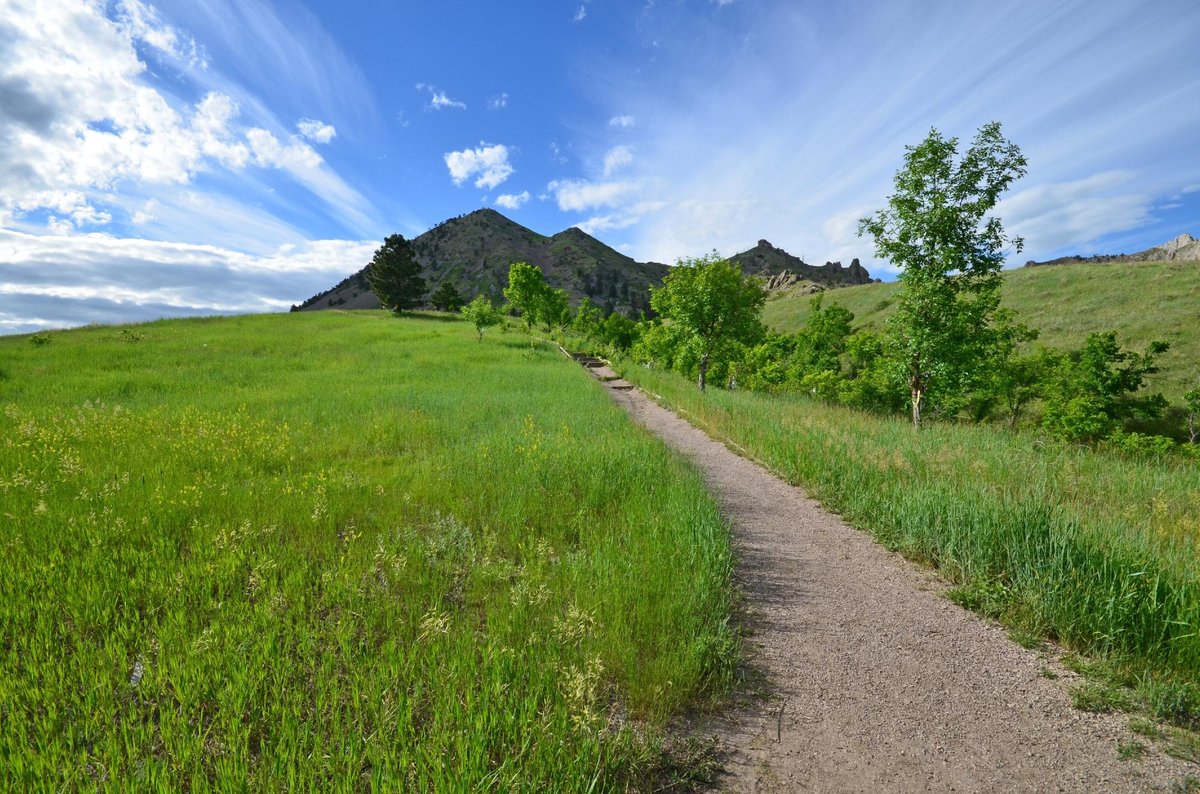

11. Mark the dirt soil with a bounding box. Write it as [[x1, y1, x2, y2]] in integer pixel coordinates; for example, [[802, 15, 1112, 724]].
[[586, 363, 1198, 793]]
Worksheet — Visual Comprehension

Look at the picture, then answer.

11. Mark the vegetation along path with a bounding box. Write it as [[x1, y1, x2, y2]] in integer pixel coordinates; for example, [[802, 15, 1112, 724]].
[[581, 360, 1196, 792]]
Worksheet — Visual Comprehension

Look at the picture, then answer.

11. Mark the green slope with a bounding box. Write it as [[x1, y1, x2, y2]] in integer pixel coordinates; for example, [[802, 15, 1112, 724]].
[[762, 260, 1200, 398]]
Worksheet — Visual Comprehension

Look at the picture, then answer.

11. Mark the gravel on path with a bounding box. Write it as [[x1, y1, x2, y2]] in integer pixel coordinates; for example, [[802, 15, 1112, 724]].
[[586, 363, 1196, 793]]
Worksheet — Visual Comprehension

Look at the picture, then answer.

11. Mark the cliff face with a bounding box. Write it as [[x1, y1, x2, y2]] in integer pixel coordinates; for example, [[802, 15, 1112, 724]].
[[1024, 233, 1200, 267], [729, 239, 874, 286]]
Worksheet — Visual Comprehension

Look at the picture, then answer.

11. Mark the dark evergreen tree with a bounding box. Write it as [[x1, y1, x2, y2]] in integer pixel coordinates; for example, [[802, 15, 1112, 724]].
[[367, 234, 426, 312], [430, 280, 465, 312]]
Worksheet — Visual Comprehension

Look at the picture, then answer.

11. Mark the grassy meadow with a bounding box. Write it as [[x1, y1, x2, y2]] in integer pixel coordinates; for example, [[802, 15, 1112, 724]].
[[618, 362, 1200, 725], [763, 259, 1200, 399], [0, 312, 736, 790]]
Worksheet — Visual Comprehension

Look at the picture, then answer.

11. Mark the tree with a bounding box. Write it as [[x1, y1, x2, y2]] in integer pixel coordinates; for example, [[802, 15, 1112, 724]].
[[1185, 381, 1200, 445], [649, 252, 766, 390], [539, 288, 571, 333], [461, 295, 501, 341], [367, 234, 426, 312], [858, 122, 1028, 427], [572, 297, 605, 340], [503, 262, 548, 330], [1042, 332, 1169, 442], [430, 280, 465, 312]]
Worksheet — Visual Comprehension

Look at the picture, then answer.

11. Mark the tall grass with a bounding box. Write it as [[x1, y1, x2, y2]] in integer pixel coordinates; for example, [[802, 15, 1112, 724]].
[[620, 363, 1200, 690], [0, 312, 735, 789]]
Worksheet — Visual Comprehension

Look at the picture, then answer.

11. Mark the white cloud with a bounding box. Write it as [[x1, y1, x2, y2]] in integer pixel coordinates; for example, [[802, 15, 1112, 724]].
[[444, 143, 514, 190], [575, 201, 667, 236], [573, 5, 588, 23], [608, 115, 636, 128], [0, 1, 376, 236], [297, 118, 336, 144], [494, 191, 531, 210], [546, 179, 639, 212], [603, 145, 634, 177], [416, 83, 466, 111], [246, 128, 323, 171], [0, 227, 377, 334], [130, 199, 159, 225], [488, 93, 509, 110], [998, 172, 1153, 255]]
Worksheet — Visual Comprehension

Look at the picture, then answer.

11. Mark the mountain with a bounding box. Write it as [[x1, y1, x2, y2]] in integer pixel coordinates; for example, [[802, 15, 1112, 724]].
[[1024, 233, 1200, 267], [294, 209, 669, 317], [295, 209, 871, 316], [728, 239, 875, 287]]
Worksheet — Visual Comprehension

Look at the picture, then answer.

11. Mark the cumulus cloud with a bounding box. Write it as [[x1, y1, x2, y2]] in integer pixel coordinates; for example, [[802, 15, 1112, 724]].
[[297, 118, 336, 144], [494, 191, 531, 210], [603, 145, 634, 177], [0, 227, 377, 334], [608, 115, 636, 128], [416, 82, 466, 111], [546, 179, 639, 212], [444, 143, 514, 190]]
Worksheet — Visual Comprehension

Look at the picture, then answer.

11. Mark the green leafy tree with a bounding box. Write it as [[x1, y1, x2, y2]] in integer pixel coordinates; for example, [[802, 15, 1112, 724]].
[[367, 234, 427, 312], [1042, 332, 1169, 442], [649, 252, 766, 390], [430, 280, 465, 312], [539, 288, 571, 333], [791, 295, 854, 380], [571, 298, 605, 340], [503, 262, 548, 330], [1185, 381, 1200, 445], [601, 311, 637, 351], [858, 122, 1028, 427], [460, 295, 502, 341]]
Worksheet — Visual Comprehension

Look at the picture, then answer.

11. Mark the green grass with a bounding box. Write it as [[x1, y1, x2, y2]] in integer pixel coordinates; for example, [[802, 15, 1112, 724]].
[[617, 363, 1200, 708], [0, 312, 736, 789], [763, 259, 1200, 398]]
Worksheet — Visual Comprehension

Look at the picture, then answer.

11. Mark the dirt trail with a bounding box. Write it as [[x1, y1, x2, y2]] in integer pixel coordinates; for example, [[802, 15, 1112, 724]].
[[583, 362, 1196, 793]]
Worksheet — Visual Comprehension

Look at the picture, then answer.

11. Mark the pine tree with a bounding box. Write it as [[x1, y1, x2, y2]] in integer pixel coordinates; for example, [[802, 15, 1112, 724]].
[[367, 234, 426, 312]]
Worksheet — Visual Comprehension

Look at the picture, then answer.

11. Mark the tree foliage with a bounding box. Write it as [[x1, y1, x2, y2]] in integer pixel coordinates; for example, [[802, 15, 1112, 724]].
[[649, 253, 766, 390], [503, 262, 548, 330], [367, 234, 426, 312], [859, 122, 1027, 426], [1042, 333, 1169, 442], [430, 281, 465, 313], [460, 295, 502, 341]]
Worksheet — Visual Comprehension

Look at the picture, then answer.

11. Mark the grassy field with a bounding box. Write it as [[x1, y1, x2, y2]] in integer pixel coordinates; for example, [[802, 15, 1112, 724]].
[[763, 260, 1200, 399], [0, 312, 736, 790], [618, 362, 1200, 725]]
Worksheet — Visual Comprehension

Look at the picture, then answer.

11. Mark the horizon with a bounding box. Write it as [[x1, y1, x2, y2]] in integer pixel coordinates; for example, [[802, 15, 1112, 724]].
[[2, 0, 1198, 334]]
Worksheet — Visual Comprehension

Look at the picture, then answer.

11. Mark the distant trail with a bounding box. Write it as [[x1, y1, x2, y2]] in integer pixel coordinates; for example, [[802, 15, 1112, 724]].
[[581, 360, 1196, 793]]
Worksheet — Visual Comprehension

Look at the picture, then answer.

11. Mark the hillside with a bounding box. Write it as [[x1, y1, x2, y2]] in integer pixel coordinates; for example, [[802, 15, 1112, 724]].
[[295, 208, 670, 317], [762, 259, 1200, 398], [1024, 233, 1200, 267], [296, 209, 872, 317]]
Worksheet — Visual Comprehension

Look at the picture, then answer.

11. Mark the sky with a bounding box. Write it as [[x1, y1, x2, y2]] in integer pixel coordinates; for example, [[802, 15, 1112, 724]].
[[1, 0, 1198, 334]]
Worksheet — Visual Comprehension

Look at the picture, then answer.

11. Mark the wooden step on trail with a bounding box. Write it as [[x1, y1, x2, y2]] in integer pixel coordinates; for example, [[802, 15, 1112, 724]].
[[564, 348, 636, 392]]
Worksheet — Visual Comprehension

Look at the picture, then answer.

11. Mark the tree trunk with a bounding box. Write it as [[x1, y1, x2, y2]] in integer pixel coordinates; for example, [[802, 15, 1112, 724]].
[[910, 376, 924, 428], [1189, 411, 1197, 444], [698, 352, 709, 391]]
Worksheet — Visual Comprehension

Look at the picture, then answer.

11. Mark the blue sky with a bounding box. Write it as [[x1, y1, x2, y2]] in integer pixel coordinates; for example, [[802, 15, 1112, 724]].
[[1, 0, 1198, 333]]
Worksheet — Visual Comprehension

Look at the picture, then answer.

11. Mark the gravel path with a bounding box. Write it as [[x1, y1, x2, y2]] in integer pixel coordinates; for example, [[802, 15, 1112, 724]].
[[586, 363, 1197, 793]]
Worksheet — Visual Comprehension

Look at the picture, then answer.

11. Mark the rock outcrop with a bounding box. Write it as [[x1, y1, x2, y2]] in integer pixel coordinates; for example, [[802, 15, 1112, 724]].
[[1024, 233, 1200, 267]]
